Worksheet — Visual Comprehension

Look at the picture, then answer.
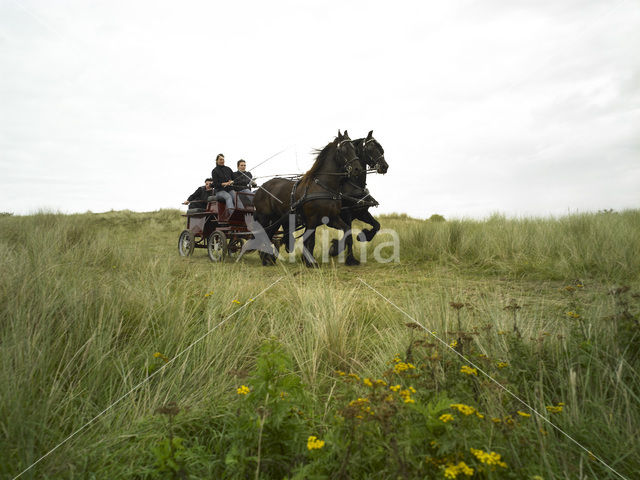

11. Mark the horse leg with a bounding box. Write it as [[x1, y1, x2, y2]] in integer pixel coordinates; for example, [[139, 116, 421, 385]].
[[329, 211, 352, 257], [255, 213, 281, 266], [328, 216, 359, 266], [356, 209, 380, 242], [300, 216, 320, 268]]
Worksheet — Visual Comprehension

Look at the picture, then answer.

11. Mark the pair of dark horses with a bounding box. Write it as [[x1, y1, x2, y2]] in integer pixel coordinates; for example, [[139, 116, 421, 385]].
[[253, 130, 388, 267]]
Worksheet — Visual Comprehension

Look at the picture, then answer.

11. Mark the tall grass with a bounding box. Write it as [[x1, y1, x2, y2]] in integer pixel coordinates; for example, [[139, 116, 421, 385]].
[[0, 210, 638, 478]]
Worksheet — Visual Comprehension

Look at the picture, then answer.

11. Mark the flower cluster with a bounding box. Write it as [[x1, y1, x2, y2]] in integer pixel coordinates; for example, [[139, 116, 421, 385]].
[[398, 387, 416, 404], [439, 413, 454, 423], [460, 365, 477, 376], [450, 403, 483, 418], [153, 352, 169, 362], [204, 291, 214, 298], [496, 362, 509, 368], [393, 361, 416, 374], [307, 435, 325, 450], [236, 385, 250, 395], [470, 448, 508, 468], [348, 397, 374, 418], [546, 402, 564, 413], [232, 299, 241, 305], [443, 461, 474, 478]]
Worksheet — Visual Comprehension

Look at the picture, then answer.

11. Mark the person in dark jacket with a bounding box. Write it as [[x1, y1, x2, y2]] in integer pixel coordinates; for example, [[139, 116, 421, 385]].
[[233, 159, 257, 192], [211, 153, 236, 215], [183, 178, 213, 210]]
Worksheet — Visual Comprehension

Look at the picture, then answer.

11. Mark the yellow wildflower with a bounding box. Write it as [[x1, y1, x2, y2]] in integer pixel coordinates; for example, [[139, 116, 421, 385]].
[[232, 299, 241, 305], [348, 373, 360, 381], [497, 362, 509, 368], [237, 385, 250, 395], [204, 291, 214, 298], [153, 352, 168, 362], [450, 403, 476, 416], [566, 311, 580, 319], [363, 378, 373, 387], [335, 370, 346, 376], [393, 362, 416, 374], [470, 448, 507, 468], [439, 413, 454, 423], [444, 461, 474, 478], [491, 417, 501, 424], [517, 410, 531, 418], [546, 405, 563, 413], [390, 384, 401, 392], [348, 397, 370, 407], [307, 435, 325, 450], [409, 386, 416, 393], [449, 340, 458, 348], [460, 365, 478, 376], [375, 379, 388, 386]]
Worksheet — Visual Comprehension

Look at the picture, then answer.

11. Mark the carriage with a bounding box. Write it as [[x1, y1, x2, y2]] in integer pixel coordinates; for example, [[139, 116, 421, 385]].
[[178, 130, 387, 266], [178, 190, 279, 262]]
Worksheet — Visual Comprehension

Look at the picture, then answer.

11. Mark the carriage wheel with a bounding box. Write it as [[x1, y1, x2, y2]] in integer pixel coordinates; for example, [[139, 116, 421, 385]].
[[207, 231, 228, 262], [178, 230, 195, 256], [228, 238, 244, 257]]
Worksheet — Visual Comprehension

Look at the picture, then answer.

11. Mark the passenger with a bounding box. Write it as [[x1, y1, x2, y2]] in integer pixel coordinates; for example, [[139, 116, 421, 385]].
[[183, 178, 213, 210], [211, 153, 236, 216], [233, 159, 257, 192]]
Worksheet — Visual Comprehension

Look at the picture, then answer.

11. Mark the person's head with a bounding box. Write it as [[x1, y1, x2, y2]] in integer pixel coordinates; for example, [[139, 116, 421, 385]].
[[237, 159, 246, 171], [216, 153, 225, 166], [204, 178, 213, 189]]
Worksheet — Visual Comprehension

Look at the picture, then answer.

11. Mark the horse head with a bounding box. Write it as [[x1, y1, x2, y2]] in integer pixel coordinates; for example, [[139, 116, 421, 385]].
[[359, 130, 388, 174], [336, 130, 364, 178]]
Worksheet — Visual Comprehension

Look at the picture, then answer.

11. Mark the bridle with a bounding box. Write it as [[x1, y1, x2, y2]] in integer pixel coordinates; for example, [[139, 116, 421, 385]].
[[359, 138, 386, 173], [336, 139, 362, 177]]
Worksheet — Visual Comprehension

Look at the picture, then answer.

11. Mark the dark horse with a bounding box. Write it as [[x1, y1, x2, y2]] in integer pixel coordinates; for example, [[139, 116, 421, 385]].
[[328, 130, 389, 265], [253, 131, 363, 267]]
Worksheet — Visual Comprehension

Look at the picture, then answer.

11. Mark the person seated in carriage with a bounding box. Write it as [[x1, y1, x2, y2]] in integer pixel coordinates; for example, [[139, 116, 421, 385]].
[[182, 178, 213, 211], [211, 153, 237, 216], [233, 159, 257, 192], [233, 159, 257, 208]]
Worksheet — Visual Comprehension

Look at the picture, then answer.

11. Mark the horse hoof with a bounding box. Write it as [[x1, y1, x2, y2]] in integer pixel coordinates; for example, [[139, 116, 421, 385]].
[[361, 229, 375, 242], [328, 239, 339, 257], [260, 252, 277, 266], [345, 256, 360, 266]]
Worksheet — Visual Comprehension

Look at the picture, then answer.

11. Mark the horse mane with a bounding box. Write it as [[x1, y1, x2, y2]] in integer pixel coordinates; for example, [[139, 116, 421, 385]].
[[299, 141, 336, 187]]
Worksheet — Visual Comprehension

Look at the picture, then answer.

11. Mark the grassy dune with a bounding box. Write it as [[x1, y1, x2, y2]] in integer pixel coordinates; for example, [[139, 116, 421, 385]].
[[0, 209, 638, 479]]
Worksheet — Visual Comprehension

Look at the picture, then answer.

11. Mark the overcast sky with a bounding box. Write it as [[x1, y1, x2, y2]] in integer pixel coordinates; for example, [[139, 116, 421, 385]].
[[1, 0, 639, 219]]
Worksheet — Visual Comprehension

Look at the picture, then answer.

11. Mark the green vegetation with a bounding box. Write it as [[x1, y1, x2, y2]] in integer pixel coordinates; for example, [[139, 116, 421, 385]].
[[0, 209, 639, 479]]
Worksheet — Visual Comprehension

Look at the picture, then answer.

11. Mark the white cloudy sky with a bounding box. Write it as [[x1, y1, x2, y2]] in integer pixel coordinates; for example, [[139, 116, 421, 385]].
[[1, 0, 639, 219]]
